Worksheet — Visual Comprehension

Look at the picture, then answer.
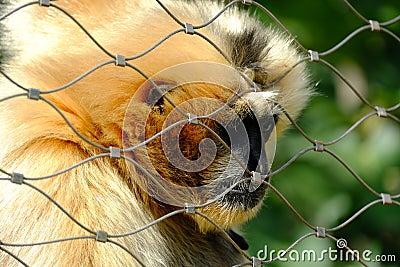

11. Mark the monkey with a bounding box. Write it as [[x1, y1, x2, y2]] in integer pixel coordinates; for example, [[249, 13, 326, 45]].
[[0, 1, 311, 266]]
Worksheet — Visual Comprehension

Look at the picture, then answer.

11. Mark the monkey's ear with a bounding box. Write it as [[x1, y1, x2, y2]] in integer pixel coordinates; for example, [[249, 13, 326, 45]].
[[228, 229, 249, 250], [135, 79, 176, 107]]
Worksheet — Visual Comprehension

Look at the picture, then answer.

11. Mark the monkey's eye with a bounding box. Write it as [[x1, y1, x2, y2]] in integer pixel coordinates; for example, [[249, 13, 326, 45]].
[[144, 80, 175, 108], [148, 86, 165, 107]]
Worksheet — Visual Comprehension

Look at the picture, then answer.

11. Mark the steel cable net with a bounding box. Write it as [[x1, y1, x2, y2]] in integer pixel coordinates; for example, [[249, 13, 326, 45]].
[[0, 0, 399, 266]]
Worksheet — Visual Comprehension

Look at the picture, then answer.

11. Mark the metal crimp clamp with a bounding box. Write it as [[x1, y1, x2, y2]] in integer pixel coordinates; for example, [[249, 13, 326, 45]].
[[380, 193, 392, 205], [252, 82, 262, 93], [184, 203, 196, 214], [369, 20, 381, 32], [39, 0, 50, 7], [314, 140, 324, 152], [109, 146, 121, 159], [11, 173, 24, 185], [28, 88, 41, 100], [308, 50, 320, 62], [375, 106, 387, 118], [187, 114, 199, 124], [184, 23, 195, 35], [249, 171, 262, 192], [252, 256, 262, 267], [242, 0, 253, 5], [95, 230, 108, 243], [115, 54, 126, 67], [316, 226, 326, 238]]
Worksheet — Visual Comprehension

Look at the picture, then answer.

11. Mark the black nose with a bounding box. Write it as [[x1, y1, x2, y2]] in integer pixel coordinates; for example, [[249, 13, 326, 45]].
[[219, 109, 276, 175], [242, 113, 264, 173]]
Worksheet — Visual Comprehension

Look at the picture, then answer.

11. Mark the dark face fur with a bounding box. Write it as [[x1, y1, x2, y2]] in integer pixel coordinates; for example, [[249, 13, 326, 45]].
[[141, 80, 276, 210]]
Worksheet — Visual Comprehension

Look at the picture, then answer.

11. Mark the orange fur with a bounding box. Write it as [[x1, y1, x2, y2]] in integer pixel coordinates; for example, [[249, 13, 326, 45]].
[[0, 1, 310, 266]]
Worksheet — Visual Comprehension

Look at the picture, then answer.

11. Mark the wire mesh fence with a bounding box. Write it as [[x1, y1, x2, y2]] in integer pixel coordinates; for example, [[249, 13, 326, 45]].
[[0, 0, 399, 266]]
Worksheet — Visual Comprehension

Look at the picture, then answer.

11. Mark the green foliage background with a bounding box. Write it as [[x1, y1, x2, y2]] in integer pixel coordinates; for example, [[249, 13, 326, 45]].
[[243, 1, 400, 266]]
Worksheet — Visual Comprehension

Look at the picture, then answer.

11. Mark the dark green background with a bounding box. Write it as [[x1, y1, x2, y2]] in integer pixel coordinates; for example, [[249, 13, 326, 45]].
[[243, 1, 400, 266]]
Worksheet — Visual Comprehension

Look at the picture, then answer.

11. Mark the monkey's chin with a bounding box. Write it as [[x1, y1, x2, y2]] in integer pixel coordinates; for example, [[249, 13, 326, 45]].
[[194, 184, 267, 233], [220, 180, 268, 210]]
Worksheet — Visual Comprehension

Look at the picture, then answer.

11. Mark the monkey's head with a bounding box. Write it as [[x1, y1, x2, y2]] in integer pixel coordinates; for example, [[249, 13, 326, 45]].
[[118, 2, 311, 232], [2, 0, 310, 233]]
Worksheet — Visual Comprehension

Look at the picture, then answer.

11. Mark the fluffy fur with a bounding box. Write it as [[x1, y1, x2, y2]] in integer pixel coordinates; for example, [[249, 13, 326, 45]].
[[0, 1, 310, 266]]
